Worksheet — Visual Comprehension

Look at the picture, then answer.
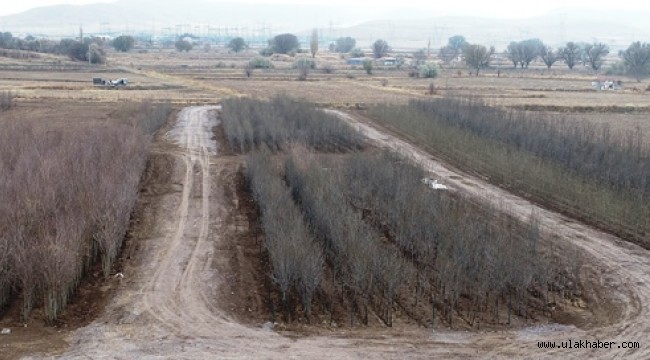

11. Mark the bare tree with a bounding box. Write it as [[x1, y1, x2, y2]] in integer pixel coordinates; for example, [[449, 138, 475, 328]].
[[228, 37, 247, 53], [438, 45, 458, 65], [310, 28, 319, 58], [560, 42, 582, 69], [372, 39, 389, 59], [621, 42, 650, 82], [584, 42, 610, 71], [505, 39, 543, 68], [413, 48, 427, 65], [463, 44, 494, 75], [540, 46, 559, 69], [334, 37, 356, 53]]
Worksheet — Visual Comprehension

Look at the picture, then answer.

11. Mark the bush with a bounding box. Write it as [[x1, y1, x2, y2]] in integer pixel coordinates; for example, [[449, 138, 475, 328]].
[[112, 35, 135, 52], [259, 47, 273, 57], [605, 61, 627, 76], [175, 39, 193, 52], [335, 37, 356, 53], [362, 59, 373, 75], [322, 63, 334, 74], [418, 62, 439, 78], [248, 56, 273, 69], [292, 57, 316, 70], [269, 33, 300, 54], [228, 37, 247, 53], [350, 48, 364, 58]]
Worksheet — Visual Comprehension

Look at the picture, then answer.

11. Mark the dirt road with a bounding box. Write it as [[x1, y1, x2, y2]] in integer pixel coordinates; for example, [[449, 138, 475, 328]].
[[24, 107, 650, 359]]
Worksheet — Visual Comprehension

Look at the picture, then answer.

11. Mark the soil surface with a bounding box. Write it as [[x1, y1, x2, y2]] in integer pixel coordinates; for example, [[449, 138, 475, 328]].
[[10, 106, 649, 359]]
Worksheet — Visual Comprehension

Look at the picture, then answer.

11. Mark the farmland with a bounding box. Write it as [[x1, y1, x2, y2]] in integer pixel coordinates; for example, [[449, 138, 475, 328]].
[[0, 44, 649, 360]]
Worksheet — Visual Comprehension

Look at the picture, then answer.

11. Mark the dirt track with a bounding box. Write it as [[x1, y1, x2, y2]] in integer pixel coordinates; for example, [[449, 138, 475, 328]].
[[23, 106, 649, 359]]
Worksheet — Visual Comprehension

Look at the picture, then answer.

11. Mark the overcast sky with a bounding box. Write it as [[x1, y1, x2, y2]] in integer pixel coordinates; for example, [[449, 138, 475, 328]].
[[1, 0, 649, 18]]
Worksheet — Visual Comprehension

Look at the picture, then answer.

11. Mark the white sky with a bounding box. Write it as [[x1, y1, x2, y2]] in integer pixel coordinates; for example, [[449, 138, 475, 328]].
[[1, 0, 649, 17]]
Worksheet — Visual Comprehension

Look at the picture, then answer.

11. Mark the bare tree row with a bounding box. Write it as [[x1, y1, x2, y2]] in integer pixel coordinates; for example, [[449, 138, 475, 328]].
[[284, 151, 407, 326], [369, 99, 649, 246], [221, 97, 363, 153], [0, 103, 170, 323], [245, 152, 323, 322], [340, 151, 578, 326]]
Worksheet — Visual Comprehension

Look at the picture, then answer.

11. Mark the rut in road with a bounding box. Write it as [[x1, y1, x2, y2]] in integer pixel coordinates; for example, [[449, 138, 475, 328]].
[[34, 106, 650, 360], [138, 105, 227, 337]]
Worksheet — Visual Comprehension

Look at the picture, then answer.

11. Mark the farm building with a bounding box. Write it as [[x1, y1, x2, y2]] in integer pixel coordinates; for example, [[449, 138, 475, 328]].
[[378, 57, 397, 66], [347, 57, 370, 65]]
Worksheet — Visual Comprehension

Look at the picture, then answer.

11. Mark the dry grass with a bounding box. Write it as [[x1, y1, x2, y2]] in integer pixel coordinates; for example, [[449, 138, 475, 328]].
[[2, 49, 648, 131]]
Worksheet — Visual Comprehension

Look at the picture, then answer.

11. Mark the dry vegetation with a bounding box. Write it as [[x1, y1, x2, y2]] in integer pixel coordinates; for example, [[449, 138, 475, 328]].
[[221, 97, 363, 153], [368, 98, 649, 247], [0, 102, 170, 323], [223, 98, 582, 329]]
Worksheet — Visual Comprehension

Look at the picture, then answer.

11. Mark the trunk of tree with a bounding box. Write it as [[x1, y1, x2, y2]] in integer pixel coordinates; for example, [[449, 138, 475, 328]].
[[507, 293, 512, 326]]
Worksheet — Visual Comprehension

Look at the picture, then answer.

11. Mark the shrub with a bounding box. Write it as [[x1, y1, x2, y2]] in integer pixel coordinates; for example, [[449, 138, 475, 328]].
[[292, 57, 316, 70], [112, 35, 135, 52], [268, 33, 300, 54], [322, 63, 334, 74], [350, 48, 364, 58], [418, 62, 439, 78], [362, 59, 373, 75], [334, 37, 356, 53], [248, 56, 273, 69]]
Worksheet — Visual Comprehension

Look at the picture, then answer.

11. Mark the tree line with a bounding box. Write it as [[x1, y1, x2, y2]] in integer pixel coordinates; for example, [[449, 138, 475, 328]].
[[369, 98, 649, 247], [0, 31, 106, 64], [245, 152, 323, 322], [221, 97, 363, 154], [242, 149, 579, 327], [222, 94, 583, 327], [0, 102, 170, 323]]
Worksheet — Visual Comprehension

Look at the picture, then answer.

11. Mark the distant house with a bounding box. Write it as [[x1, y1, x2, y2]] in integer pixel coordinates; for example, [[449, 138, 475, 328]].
[[346, 57, 368, 65], [378, 57, 397, 66]]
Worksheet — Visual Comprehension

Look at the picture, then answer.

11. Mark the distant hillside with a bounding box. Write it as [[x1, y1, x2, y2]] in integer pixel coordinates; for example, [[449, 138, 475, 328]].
[[0, 0, 378, 37], [1, 1, 648, 50], [336, 10, 650, 50]]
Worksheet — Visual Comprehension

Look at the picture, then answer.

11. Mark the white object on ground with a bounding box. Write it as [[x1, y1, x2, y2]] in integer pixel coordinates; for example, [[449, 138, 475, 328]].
[[422, 178, 448, 190], [1, 328, 10, 335]]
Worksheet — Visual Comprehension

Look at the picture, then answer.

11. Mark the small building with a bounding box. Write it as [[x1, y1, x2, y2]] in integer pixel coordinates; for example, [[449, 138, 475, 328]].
[[346, 57, 368, 65], [378, 57, 397, 66]]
